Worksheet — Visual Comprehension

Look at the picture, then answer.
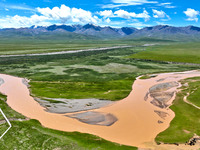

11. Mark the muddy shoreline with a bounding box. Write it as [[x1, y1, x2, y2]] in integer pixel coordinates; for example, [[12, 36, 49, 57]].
[[0, 78, 4, 86], [34, 97, 114, 114]]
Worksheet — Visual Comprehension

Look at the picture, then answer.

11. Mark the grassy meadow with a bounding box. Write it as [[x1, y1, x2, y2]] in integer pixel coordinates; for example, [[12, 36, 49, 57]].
[[0, 38, 173, 55], [0, 42, 197, 101], [128, 42, 200, 64]]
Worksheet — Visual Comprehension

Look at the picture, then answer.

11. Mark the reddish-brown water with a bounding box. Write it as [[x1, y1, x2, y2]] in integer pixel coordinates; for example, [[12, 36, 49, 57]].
[[0, 70, 200, 149]]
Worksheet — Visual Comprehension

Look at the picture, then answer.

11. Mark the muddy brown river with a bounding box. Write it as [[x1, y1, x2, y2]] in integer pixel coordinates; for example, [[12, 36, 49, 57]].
[[0, 70, 200, 149]]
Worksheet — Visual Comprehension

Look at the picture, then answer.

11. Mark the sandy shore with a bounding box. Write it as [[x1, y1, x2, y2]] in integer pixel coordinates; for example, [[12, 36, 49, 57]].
[[35, 97, 114, 114], [67, 111, 118, 126], [0, 78, 4, 86]]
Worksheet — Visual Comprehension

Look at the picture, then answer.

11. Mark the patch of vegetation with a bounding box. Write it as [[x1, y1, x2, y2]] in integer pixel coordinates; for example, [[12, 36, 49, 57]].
[[128, 42, 200, 64], [69, 63, 138, 74], [30, 79, 133, 101], [155, 77, 200, 144], [187, 79, 200, 107], [139, 74, 157, 79], [0, 46, 197, 101], [0, 37, 176, 55]]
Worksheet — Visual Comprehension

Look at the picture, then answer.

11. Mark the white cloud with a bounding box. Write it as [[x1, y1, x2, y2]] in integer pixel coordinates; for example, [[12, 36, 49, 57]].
[[37, 5, 99, 24], [71, 8, 99, 23], [37, 5, 71, 21], [98, 10, 114, 18], [159, 2, 176, 9], [114, 9, 132, 19], [184, 8, 199, 22], [128, 22, 151, 29], [152, 9, 165, 18], [164, 5, 176, 9], [161, 3, 171, 5], [114, 9, 150, 21], [136, 10, 150, 21], [154, 21, 171, 26], [99, 21, 126, 28], [0, 15, 50, 28], [0, 3, 35, 11], [7, 5, 34, 11], [113, 0, 157, 4], [152, 9, 170, 20], [105, 18, 111, 23], [102, 4, 127, 9], [0, 5, 101, 28], [102, 0, 157, 8]]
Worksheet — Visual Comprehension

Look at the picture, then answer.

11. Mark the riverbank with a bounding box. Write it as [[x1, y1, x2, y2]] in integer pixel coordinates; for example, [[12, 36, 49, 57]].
[[155, 76, 200, 148]]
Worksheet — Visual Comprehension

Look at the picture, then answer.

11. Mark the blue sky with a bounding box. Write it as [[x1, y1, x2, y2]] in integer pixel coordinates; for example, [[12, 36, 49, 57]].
[[0, 0, 199, 28]]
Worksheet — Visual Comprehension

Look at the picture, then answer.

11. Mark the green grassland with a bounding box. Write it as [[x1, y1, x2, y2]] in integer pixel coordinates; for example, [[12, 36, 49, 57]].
[[0, 40, 121, 55], [156, 77, 200, 144], [0, 45, 197, 101], [187, 79, 200, 107], [0, 38, 173, 55], [0, 93, 137, 149], [128, 42, 200, 64]]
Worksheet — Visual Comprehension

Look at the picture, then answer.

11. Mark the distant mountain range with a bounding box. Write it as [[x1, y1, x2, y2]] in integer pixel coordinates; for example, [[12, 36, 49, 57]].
[[1, 24, 200, 41]]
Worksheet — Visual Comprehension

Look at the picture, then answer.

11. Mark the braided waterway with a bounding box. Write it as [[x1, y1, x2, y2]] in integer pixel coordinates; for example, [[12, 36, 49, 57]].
[[0, 70, 200, 149]]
